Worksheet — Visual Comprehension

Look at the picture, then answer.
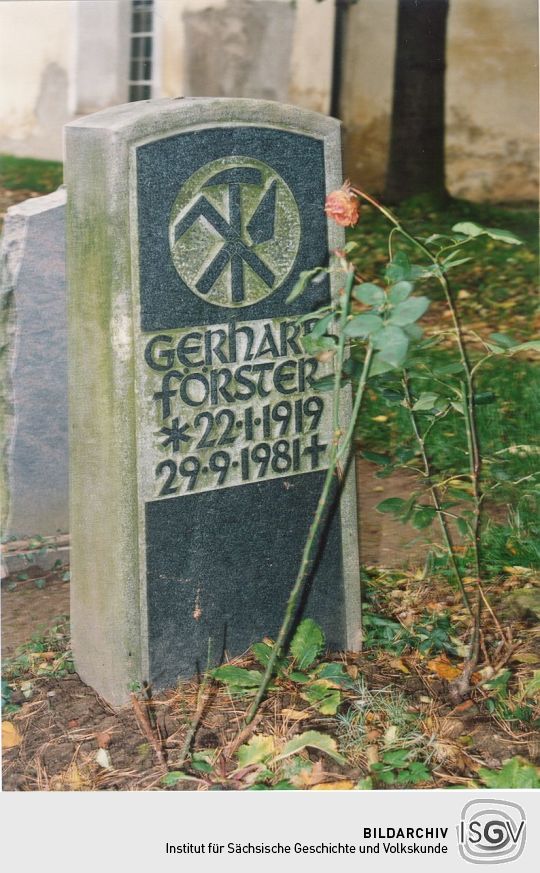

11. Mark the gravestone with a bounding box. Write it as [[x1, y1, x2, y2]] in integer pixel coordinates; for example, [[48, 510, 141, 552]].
[[0, 189, 69, 553], [66, 98, 360, 705]]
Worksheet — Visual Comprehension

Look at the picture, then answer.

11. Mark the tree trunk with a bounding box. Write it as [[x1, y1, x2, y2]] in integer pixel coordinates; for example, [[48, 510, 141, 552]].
[[385, 0, 450, 202]]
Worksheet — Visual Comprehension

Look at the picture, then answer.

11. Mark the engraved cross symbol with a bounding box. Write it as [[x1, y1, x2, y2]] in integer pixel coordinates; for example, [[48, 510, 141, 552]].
[[172, 168, 277, 304]]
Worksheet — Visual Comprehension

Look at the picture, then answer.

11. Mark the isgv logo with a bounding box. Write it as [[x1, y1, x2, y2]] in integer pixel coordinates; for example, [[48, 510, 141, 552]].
[[458, 799, 526, 864]]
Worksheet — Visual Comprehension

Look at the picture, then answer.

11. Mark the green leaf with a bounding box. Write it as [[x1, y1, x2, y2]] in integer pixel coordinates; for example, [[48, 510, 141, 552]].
[[524, 671, 540, 699], [309, 312, 335, 338], [274, 730, 347, 765], [162, 771, 201, 786], [311, 375, 337, 393], [376, 497, 407, 515], [61, 571, 71, 582], [251, 642, 289, 675], [483, 227, 523, 245], [368, 353, 395, 377], [451, 222, 522, 245], [412, 392, 439, 411], [344, 313, 383, 338], [356, 776, 373, 790], [412, 506, 437, 530], [237, 735, 275, 767], [403, 323, 424, 341], [442, 256, 473, 271], [287, 267, 324, 303], [373, 325, 409, 367], [434, 361, 465, 375], [295, 305, 332, 325], [289, 671, 310, 683], [251, 642, 273, 667], [382, 748, 410, 767], [290, 618, 325, 669], [388, 281, 413, 304], [388, 296, 430, 327], [212, 666, 263, 688], [508, 340, 540, 353], [488, 332, 518, 348], [407, 761, 432, 782], [479, 757, 540, 789], [456, 517, 469, 537], [314, 662, 353, 687], [353, 283, 385, 305], [301, 333, 336, 355], [385, 251, 427, 283], [34, 578, 46, 590], [191, 759, 214, 773], [303, 681, 342, 715], [474, 391, 496, 405], [372, 767, 396, 784], [484, 343, 506, 355]]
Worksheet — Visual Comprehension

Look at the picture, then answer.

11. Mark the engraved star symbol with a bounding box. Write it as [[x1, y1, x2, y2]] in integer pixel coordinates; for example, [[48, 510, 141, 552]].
[[159, 417, 192, 452]]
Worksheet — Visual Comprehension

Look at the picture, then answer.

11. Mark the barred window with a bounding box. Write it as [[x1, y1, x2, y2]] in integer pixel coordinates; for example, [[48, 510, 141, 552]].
[[129, 0, 154, 101]]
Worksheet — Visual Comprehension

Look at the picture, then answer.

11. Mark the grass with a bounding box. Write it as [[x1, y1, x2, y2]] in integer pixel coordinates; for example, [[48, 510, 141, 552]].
[[0, 154, 63, 193], [347, 196, 539, 566], [348, 196, 538, 323]]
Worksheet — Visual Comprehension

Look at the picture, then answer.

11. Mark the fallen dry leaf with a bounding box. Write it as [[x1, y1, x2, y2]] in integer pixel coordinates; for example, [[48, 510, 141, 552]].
[[428, 655, 462, 681], [366, 729, 382, 742], [95, 748, 112, 770], [366, 745, 379, 767], [473, 665, 494, 683], [2, 721, 22, 750], [312, 780, 355, 791], [389, 658, 410, 674], [451, 699, 475, 714], [511, 652, 539, 664], [281, 708, 310, 722], [51, 763, 90, 791], [291, 760, 326, 788]]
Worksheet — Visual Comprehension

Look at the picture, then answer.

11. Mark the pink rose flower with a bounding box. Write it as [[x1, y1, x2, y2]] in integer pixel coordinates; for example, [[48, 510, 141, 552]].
[[324, 182, 360, 227]]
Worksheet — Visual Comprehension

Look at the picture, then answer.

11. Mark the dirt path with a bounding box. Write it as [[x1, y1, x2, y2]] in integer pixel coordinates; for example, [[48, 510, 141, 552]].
[[1, 460, 433, 658]]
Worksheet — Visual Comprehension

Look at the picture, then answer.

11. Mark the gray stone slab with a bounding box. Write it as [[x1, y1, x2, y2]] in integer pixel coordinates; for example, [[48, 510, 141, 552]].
[[1, 189, 69, 548], [66, 98, 361, 706]]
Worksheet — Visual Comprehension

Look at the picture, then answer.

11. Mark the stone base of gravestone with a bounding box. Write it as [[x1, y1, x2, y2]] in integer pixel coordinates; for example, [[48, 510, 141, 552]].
[[66, 98, 361, 706], [0, 189, 69, 559]]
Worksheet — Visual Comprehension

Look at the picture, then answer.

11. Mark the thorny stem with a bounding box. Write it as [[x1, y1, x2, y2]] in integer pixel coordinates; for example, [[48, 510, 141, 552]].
[[352, 187, 483, 582], [402, 371, 473, 616], [177, 639, 213, 769], [246, 271, 373, 723]]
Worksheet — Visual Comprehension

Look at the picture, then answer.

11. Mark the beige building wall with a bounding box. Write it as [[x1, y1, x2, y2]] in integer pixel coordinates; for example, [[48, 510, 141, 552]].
[[0, 0, 537, 201], [341, 0, 397, 193], [446, 0, 539, 201], [0, 0, 335, 160], [0, 0, 72, 159], [342, 0, 539, 201]]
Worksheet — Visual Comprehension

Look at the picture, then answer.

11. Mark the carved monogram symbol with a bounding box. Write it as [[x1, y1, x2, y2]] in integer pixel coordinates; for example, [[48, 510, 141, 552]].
[[169, 157, 301, 308]]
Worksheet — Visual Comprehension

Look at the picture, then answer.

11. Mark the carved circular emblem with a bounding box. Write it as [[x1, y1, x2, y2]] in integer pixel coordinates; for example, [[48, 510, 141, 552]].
[[169, 156, 301, 308]]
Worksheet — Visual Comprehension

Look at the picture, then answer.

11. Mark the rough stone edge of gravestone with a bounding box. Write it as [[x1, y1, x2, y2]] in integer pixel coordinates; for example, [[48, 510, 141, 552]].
[[0, 189, 67, 578], [65, 98, 360, 707], [64, 96, 341, 137], [66, 125, 142, 707]]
